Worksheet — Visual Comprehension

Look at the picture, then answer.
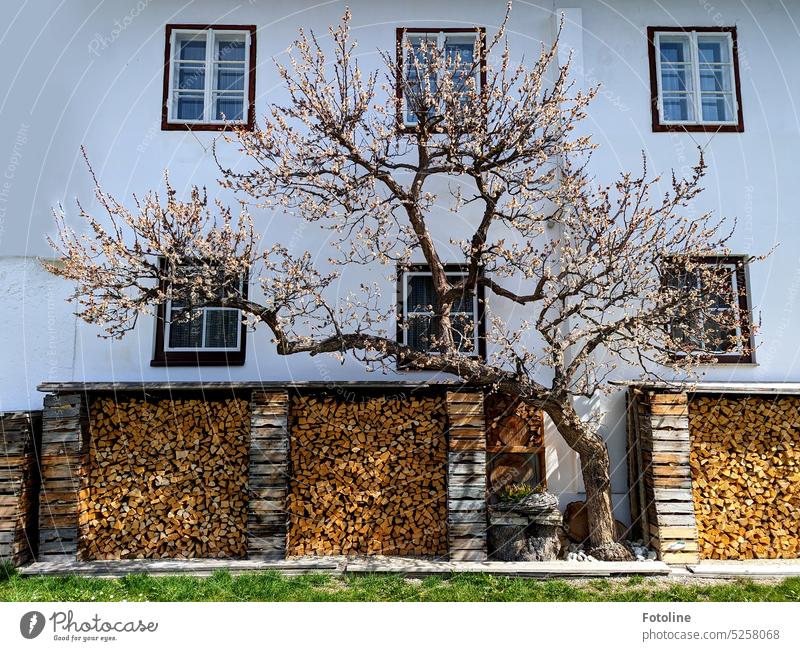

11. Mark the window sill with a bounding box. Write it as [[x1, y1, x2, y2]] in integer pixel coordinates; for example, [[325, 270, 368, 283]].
[[151, 357, 246, 367], [161, 121, 253, 132], [652, 122, 743, 133]]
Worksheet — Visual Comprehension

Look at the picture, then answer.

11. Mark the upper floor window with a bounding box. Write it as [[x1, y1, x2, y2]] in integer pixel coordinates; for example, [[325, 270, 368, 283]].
[[666, 256, 753, 364], [648, 27, 743, 132], [162, 25, 256, 131], [397, 264, 485, 357], [396, 28, 485, 127], [152, 263, 247, 366]]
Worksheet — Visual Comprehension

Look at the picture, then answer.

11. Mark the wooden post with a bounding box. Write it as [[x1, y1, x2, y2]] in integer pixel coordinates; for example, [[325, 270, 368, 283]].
[[38, 393, 86, 561], [248, 390, 289, 559], [446, 390, 488, 561], [0, 411, 41, 566], [627, 388, 699, 564]]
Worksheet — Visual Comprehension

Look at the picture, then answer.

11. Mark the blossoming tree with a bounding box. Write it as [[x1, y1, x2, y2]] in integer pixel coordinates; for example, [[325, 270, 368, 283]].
[[47, 7, 751, 560]]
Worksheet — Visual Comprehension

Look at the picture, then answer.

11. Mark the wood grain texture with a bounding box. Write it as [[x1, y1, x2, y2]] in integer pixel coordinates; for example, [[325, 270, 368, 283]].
[[446, 391, 487, 561], [248, 390, 289, 560]]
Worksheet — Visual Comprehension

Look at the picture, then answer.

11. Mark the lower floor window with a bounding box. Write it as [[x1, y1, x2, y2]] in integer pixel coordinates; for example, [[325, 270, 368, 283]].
[[166, 303, 241, 351], [152, 265, 247, 367], [666, 255, 753, 363], [398, 265, 485, 356]]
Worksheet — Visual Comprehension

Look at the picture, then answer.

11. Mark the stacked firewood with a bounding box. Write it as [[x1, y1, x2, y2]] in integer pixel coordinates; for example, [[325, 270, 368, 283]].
[[80, 396, 250, 560], [0, 412, 40, 565], [690, 396, 800, 560], [286, 394, 447, 557]]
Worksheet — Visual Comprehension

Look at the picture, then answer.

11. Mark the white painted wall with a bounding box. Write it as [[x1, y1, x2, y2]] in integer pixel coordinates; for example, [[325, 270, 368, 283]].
[[1, 0, 799, 521]]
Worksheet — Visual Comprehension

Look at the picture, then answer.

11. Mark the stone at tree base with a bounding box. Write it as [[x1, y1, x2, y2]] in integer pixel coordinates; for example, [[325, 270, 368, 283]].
[[488, 492, 563, 561]]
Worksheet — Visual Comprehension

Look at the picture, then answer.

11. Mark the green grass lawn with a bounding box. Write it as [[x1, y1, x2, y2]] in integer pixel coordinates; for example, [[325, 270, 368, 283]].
[[2, 565, 800, 601]]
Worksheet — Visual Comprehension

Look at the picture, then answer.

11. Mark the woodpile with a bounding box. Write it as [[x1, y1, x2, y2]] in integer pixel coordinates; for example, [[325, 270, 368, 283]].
[[0, 412, 41, 565], [287, 394, 447, 557], [690, 396, 800, 560], [80, 396, 250, 560]]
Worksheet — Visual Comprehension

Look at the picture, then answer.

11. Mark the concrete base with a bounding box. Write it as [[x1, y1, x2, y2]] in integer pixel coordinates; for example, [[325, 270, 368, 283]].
[[18, 557, 670, 579]]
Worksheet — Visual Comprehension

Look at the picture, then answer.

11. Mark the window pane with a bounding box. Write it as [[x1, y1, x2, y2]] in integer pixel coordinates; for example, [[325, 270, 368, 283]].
[[168, 309, 204, 348], [216, 37, 246, 61], [407, 275, 434, 312], [405, 36, 438, 123], [702, 312, 737, 353], [178, 36, 206, 61], [659, 37, 690, 63], [701, 93, 734, 121], [662, 93, 694, 121], [661, 63, 692, 92], [451, 314, 476, 352], [176, 94, 204, 120], [205, 309, 240, 348], [697, 36, 730, 64], [177, 64, 205, 91], [406, 315, 433, 351], [216, 64, 245, 91], [699, 65, 732, 93], [214, 94, 245, 121]]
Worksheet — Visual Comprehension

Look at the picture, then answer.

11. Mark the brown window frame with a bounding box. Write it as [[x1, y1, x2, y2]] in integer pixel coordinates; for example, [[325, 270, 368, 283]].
[[666, 255, 754, 364], [395, 27, 487, 130], [396, 262, 487, 361], [151, 261, 248, 367], [647, 26, 744, 133], [161, 24, 257, 132]]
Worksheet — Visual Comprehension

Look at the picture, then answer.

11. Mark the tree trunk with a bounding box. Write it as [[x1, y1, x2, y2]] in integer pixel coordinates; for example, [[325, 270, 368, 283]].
[[542, 400, 632, 561]]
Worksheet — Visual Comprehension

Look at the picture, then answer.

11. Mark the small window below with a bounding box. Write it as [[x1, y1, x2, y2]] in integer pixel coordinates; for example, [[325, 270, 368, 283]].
[[648, 27, 743, 132], [666, 256, 753, 363], [397, 264, 485, 357], [162, 25, 256, 130], [396, 28, 485, 127], [152, 264, 247, 366]]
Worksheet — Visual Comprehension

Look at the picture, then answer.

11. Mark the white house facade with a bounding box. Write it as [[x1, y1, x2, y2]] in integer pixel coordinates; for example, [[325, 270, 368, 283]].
[[1, 0, 799, 564]]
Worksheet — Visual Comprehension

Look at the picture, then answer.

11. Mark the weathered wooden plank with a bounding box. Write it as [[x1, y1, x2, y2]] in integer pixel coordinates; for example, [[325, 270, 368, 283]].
[[656, 513, 698, 527], [448, 538, 487, 551], [650, 416, 690, 430], [447, 499, 486, 513], [448, 438, 485, 452], [447, 511, 487, 524], [448, 486, 485, 500], [447, 451, 486, 465], [660, 551, 700, 564], [449, 549, 487, 561], [653, 488, 694, 502], [650, 439, 691, 453], [655, 501, 696, 515], [650, 463, 691, 478], [650, 404, 689, 417]]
